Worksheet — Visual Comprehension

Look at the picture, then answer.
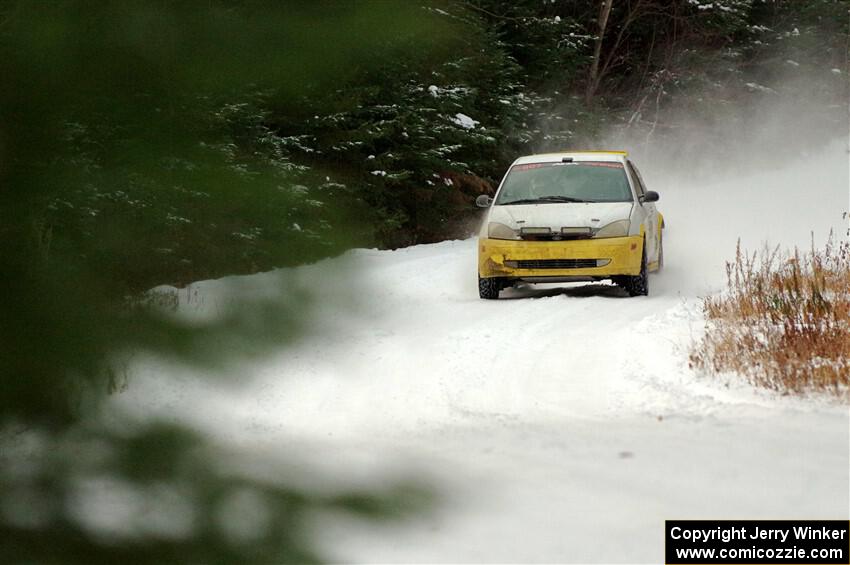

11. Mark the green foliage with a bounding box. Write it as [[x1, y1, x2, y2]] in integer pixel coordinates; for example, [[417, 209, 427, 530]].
[[1, 422, 430, 564], [276, 4, 537, 246], [465, 0, 594, 88], [0, 2, 443, 562], [46, 92, 369, 293]]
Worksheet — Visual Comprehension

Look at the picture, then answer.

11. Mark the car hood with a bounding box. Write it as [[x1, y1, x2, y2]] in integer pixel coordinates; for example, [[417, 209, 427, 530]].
[[487, 202, 634, 230]]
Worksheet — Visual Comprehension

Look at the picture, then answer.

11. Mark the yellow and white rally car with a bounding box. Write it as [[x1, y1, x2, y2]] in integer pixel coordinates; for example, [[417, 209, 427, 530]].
[[476, 151, 664, 299]]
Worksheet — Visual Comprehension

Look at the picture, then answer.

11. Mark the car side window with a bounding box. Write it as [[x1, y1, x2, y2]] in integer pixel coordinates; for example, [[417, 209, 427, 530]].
[[627, 161, 648, 197]]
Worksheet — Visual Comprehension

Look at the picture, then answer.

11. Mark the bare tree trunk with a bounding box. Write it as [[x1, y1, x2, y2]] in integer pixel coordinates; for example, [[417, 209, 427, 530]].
[[586, 0, 613, 105]]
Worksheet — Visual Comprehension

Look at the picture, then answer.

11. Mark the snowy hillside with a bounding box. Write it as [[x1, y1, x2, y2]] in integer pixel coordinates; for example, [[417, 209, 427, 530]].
[[114, 141, 849, 562]]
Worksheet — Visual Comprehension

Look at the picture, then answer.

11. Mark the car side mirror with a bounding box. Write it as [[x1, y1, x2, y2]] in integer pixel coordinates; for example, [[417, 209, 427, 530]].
[[475, 194, 493, 208], [641, 191, 659, 203]]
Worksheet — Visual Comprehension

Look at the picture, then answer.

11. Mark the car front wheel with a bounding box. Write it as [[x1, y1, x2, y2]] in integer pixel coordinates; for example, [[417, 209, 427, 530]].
[[478, 276, 502, 300], [621, 244, 648, 297]]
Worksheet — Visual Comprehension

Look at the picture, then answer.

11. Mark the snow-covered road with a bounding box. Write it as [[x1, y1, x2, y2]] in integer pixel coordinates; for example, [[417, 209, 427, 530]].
[[117, 141, 849, 562]]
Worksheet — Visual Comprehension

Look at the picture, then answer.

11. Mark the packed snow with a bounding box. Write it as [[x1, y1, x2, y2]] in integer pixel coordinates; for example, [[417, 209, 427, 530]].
[[113, 140, 849, 562]]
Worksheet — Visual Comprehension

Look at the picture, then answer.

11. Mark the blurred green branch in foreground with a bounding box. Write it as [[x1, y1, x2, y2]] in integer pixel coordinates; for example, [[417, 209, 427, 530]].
[[0, 2, 447, 561]]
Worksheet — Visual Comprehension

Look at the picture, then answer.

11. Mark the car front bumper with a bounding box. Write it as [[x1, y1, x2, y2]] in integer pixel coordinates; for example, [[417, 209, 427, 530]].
[[478, 236, 643, 279]]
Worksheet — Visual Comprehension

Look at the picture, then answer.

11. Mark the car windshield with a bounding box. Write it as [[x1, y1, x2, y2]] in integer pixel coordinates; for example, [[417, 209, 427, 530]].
[[495, 161, 632, 205]]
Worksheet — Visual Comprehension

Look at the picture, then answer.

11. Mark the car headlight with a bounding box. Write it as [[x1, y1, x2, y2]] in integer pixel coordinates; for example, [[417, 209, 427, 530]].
[[488, 222, 519, 240], [593, 219, 630, 238]]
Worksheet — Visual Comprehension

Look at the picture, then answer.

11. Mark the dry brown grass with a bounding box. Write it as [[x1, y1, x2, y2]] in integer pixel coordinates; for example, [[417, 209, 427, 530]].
[[690, 235, 850, 398]]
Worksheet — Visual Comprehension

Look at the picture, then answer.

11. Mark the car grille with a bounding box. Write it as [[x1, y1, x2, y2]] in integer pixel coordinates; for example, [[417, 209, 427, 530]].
[[513, 259, 601, 269], [520, 233, 592, 241]]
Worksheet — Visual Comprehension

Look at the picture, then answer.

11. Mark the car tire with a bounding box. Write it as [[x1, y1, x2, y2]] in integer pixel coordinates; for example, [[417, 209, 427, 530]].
[[623, 243, 648, 297], [478, 276, 501, 300]]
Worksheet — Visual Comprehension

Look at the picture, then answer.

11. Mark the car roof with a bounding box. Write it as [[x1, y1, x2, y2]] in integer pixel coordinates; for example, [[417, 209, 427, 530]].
[[513, 150, 628, 165]]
